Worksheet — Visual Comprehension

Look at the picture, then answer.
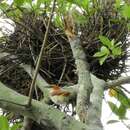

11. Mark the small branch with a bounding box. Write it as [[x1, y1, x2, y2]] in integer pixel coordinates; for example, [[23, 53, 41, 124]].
[[15, 21, 42, 42], [106, 76, 130, 87], [121, 120, 130, 130], [27, 0, 56, 107], [120, 86, 130, 94], [22, 64, 52, 104], [58, 59, 67, 84], [22, 64, 49, 92]]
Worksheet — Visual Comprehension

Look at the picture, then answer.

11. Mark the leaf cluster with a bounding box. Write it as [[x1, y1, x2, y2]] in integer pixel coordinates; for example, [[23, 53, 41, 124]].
[[108, 87, 130, 120], [94, 35, 123, 65]]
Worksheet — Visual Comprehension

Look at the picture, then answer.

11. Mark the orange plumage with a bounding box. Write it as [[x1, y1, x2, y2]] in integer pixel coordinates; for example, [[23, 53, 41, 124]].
[[49, 85, 70, 105]]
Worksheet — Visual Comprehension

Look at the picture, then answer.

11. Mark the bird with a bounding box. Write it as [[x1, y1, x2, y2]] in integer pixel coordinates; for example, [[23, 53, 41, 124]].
[[49, 85, 71, 105]]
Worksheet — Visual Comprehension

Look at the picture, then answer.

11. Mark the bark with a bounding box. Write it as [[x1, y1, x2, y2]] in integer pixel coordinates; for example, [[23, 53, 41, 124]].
[[1, 39, 130, 130], [21, 116, 33, 130], [107, 76, 130, 87], [69, 37, 93, 123], [86, 74, 105, 130], [0, 81, 86, 130], [22, 64, 48, 92], [1, 54, 130, 130]]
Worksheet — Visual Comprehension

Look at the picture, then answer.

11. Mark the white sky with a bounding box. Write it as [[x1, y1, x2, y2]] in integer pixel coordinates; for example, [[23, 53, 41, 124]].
[[0, 11, 130, 130], [102, 90, 130, 130]]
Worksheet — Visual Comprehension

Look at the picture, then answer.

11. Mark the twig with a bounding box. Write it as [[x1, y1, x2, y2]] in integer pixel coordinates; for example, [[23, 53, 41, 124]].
[[58, 61, 67, 84], [106, 76, 130, 87], [58, 44, 67, 84], [15, 21, 42, 41], [119, 86, 130, 94], [121, 120, 130, 130], [34, 85, 39, 100], [27, 0, 56, 107]]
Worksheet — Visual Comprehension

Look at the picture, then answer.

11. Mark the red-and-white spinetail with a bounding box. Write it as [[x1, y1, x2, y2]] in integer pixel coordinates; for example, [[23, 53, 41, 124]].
[[49, 85, 70, 105]]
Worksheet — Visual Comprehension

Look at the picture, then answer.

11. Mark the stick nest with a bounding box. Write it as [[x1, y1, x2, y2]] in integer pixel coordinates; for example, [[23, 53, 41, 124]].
[[0, 8, 129, 95]]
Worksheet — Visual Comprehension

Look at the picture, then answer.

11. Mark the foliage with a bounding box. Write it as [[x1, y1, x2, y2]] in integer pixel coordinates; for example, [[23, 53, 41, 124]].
[[108, 87, 130, 120], [0, 115, 22, 130], [121, 4, 130, 19], [0, 0, 129, 21], [94, 35, 123, 65]]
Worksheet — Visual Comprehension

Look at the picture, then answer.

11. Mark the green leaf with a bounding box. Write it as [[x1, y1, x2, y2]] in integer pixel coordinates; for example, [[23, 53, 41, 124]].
[[121, 4, 130, 18], [14, 0, 32, 7], [0, 3, 9, 11], [108, 101, 119, 115], [0, 116, 9, 130], [107, 120, 119, 124], [108, 100, 127, 119], [118, 105, 126, 119], [100, 46, 110, 54], [99, 35, 112, 48], [54, 15, 63, 27], [93, 52, 106, 57], [127, 23, 130, 30], [99, 55, 108, 65], [94, 46, 110, 65], [21, 2, 32, 10], [6, 9, 22, 19], [110, 39, 115, 49], [112, 88, 130, 109], [10, 123, 22, 130], [14, 0, 25, 6], [116, 89, 130, 108], [25, 0, 32, 5], [67, 0, 89, 11], [112, 47, 122, 56], [37, 0, 45, 8], [115, 0, 121, 9], [57, 0, 73, 15], [94, 46, 110, 57], [72, 10, 87, 25], [81, 0, 89, 10]]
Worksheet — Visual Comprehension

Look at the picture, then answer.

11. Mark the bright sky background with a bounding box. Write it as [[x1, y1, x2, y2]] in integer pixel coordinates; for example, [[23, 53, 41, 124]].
[[0, 1, 130, 129], [102, 89, 130, 130]]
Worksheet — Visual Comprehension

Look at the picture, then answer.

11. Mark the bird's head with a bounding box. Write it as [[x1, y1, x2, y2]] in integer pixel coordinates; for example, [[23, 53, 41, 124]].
[[52, 85, 61, 90]]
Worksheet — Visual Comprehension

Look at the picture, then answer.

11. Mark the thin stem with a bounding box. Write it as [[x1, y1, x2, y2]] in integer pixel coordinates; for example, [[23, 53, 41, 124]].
[[27, 0, 56, 107]]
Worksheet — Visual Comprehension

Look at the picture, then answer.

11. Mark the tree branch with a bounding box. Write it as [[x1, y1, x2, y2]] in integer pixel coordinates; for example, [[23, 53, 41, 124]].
[[69, 36, 93, 123], [64, 12, 93, 123], [87, 74, 105, 130], [0, 81, 86, 130], [22, 64, 49, 93], [106, 76, 130, 87]]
